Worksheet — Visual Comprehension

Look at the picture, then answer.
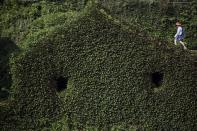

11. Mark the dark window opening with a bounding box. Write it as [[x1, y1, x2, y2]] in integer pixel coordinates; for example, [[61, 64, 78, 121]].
[[50, 76, 68, 92], [151, 72, 164, 87]]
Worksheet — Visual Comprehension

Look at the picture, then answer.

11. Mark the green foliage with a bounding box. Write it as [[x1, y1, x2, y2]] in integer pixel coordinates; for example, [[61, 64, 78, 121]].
[[0, 3, 41, 42], [1, 1, 196, 130], [20, 11, 78, 48], [1, 0, 196, 49], [65, 0, 89, 11], [0, 0, 69, 43], [99, 0, 197, 50]]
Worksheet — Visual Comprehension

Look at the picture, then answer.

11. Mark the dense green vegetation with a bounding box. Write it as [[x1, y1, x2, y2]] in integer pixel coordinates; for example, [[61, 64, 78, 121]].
[[1, 0, 197, 47], [99, 0, 197, 49], [0, 0, 197, 130]]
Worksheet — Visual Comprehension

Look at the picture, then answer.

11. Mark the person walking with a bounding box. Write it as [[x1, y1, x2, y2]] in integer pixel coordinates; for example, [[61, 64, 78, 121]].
[[174, 21, 187, 50]]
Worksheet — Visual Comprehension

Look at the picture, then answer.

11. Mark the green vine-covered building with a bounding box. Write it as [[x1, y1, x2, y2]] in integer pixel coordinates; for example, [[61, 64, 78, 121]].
[[1, 1, 197, 130]]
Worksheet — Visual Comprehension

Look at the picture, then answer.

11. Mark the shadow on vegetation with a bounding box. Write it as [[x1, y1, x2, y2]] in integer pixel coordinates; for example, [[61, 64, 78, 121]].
[[0, 37, 19, 100]]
